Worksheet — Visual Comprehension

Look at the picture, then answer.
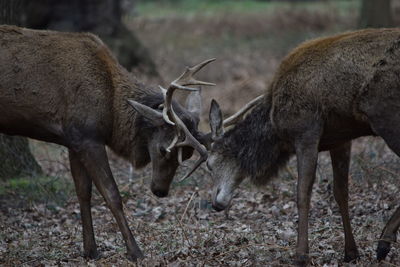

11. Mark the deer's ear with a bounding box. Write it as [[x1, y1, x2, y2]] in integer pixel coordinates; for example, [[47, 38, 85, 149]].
[[209, 99, 224, 140], [186, 89, 202, 121], [127, 100, 164, 126]]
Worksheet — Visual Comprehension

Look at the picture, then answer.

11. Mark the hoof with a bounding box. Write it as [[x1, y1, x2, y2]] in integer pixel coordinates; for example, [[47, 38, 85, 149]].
[[377, 240, 391, 261], [295, 254, 310, 266], [127, 250, 144, 262], [344, 249, 359, 263], [84, 249, 101, 260]]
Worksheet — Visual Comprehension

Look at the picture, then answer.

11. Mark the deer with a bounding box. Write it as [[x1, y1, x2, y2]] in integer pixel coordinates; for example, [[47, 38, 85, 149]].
[[188, 28, 400, 265], [0, 25, 215, 261]]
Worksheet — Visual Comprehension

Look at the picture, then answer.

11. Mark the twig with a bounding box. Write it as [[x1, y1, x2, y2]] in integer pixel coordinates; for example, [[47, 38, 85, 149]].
[[381, 260, 399, 267], [174, 214, 191, 247], [120, 183, 131, 192], [180, 191, 197, 224], [97, 252, 125, 264], [376, 165, 400, 178]]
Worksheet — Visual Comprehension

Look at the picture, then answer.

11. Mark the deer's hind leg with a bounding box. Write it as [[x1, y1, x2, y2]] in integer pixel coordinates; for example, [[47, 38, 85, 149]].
[[330, 142, 359, 262], [377, 207, 400, 261], [371, 116, 400, 262], [358, 69, 400, 261], [365, 110, 400, 261]]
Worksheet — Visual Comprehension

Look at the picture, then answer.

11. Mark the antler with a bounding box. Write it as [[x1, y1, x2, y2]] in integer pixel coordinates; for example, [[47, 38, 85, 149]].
[[223, 95, 264, 127], [160, 58, 216, 181], [161, 58, 216, 125]]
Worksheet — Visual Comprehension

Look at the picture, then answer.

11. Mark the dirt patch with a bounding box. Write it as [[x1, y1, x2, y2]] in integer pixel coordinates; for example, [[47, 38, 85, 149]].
[[1, 137, 400, 266], [1, 3, 400, 266]]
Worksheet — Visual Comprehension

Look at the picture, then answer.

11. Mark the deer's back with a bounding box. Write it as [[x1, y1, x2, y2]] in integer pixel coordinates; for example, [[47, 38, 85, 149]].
[[0, 26, 116, 146], [269, 28, 400, 143]]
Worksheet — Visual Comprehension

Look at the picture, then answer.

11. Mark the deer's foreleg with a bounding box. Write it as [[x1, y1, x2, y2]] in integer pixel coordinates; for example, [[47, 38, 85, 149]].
[[74, 142, 144, 261], [69, 149, 99, 259]]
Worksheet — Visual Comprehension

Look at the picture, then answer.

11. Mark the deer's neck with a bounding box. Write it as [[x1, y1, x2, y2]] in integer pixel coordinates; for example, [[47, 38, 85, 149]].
[[222, 100, 292, 184], [108, 67, 158, 168]]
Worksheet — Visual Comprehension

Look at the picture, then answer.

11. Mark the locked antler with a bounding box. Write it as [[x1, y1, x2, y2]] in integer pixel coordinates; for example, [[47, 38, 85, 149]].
[[160, 58, 216, 181], [222, 95, 264, 127]]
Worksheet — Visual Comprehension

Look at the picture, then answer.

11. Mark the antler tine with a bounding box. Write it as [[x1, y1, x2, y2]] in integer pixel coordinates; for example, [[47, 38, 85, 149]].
[[176, 131, 207, 156], [178, 154, 207, 182], [175, 114, 209, 183], [171, 58, 217, 89], [167, 102, 208, 180], [166, 134, 179, 153], [159, 85, 175, 125], [223, 95, 264, 127], [161, 59, 216, 126], [177, 93, 260, 181], [177, 147, 184, 165], [159, 59, 215, 178], [189, 58, 216, 76]]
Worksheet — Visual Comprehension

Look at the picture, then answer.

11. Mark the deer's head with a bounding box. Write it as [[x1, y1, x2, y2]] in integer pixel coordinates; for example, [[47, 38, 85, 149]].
[[206, 96, 264, 211], [128, 59, 215, 198]]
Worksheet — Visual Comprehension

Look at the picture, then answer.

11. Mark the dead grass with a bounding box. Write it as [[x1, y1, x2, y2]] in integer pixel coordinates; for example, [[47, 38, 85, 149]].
[[1, 137, 400, 266], [1, 2, 400, 266]]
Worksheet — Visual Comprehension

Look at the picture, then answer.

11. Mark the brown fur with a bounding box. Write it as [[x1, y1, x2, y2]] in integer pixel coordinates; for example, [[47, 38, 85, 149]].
[[0, 25, 200, 261], [209, 28, 400, 265], [270, 28, 400, 139], [1, 25, 143, 153]]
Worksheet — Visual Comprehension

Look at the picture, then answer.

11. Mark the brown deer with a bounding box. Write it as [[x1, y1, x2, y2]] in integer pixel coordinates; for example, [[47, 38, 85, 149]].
[[0, 25, 215, 261], [198, 28, 400, 265]]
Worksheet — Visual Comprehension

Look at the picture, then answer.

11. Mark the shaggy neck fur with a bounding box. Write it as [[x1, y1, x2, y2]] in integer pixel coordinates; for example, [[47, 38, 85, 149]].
[[109, 72, 159, 168], [94, 46, 157, 167], [217, 99, 293, 185]]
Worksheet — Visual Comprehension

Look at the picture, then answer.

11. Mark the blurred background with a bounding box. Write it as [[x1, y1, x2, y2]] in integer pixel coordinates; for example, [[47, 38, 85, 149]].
[[1, 0, 400, 265]]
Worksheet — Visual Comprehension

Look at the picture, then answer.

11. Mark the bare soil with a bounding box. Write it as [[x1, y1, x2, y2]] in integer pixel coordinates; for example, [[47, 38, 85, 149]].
[[1, 3, 400, 266]]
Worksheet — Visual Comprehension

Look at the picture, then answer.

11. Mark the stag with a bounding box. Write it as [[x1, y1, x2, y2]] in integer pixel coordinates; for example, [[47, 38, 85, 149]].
[[0, 25, 214, 261], [199, 28, 400, 265]]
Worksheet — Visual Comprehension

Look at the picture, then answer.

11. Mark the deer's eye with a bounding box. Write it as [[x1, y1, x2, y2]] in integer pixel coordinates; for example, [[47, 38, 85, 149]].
[[159, 147, 167, 157]]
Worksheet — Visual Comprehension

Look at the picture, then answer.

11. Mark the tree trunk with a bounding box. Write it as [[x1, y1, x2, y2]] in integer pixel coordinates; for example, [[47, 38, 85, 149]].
[[359, 0, 393, 28], [0, 0, 21, 25], [23, 0, 160, 78], [0, 0, 43, 180], [0, 136, 42, 180]]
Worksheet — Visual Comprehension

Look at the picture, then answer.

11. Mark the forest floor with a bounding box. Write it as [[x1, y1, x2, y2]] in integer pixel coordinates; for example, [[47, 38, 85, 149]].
[[2, 1, 400, 266]]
